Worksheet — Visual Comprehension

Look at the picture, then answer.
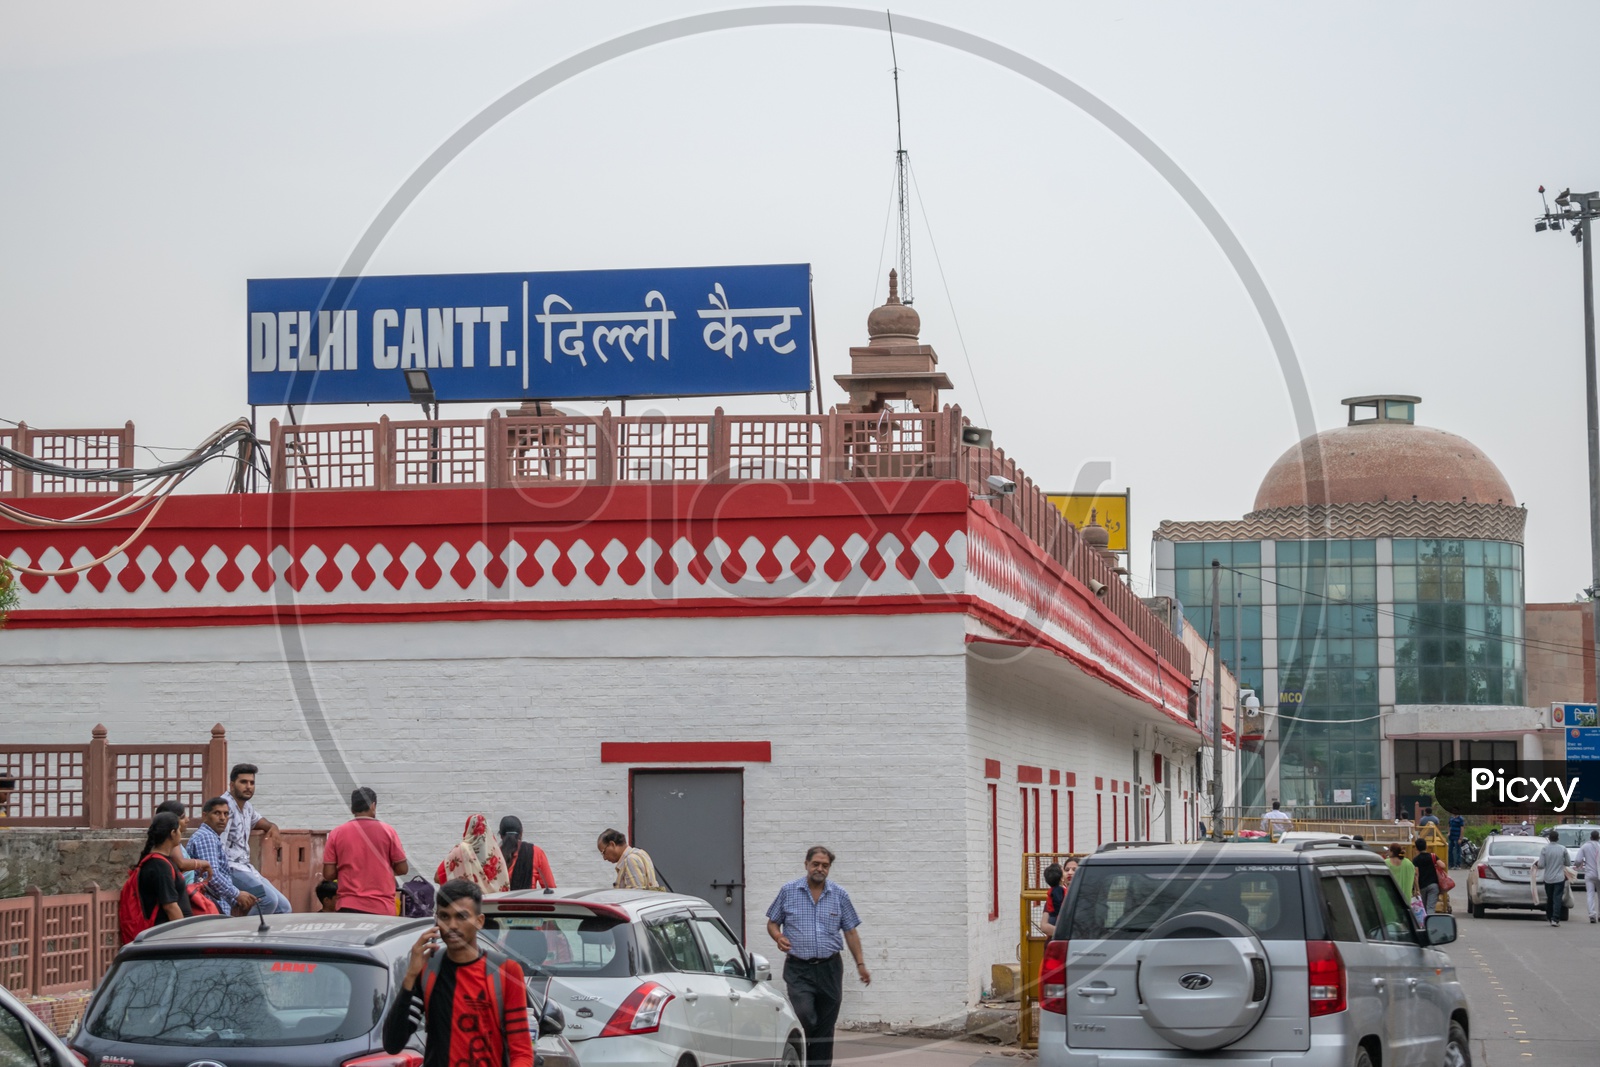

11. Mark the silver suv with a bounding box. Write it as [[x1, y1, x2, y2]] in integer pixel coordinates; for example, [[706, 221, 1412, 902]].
[[1038, 841, 1470, 1067]]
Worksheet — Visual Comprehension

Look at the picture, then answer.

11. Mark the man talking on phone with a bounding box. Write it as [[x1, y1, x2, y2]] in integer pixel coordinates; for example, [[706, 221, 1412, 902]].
[[382, 879, 534, 1067]]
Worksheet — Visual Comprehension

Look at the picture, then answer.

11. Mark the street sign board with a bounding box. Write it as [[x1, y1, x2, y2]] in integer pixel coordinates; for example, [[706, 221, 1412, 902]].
[[1553, 702, 1598, 728], [246, 264, 813, 405], [1566, 726, 1600, 761], [1047, 492, 1130, 553]]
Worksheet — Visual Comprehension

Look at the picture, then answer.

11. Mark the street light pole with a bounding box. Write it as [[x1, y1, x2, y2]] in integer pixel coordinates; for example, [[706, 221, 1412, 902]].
[[1536, 188, 1600, 707], [1584, 204, 1599, 706]]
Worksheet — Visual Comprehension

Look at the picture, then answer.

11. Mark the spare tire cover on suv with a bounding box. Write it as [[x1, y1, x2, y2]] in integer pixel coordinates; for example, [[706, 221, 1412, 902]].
[[1134, 910, 1272, 1051]]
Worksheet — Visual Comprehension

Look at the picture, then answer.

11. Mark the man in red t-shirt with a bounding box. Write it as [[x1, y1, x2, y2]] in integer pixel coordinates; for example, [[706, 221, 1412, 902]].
[[321, 787, 409, 915], [382, 879, 534, 1067]]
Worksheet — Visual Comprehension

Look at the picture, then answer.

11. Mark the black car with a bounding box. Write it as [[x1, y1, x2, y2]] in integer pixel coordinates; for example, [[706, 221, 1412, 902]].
[[71, 913, 577, 1067]]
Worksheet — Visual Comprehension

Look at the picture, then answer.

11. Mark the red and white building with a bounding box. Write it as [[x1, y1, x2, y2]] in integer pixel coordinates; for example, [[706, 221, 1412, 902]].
[[1, 282, 1207, 1030]]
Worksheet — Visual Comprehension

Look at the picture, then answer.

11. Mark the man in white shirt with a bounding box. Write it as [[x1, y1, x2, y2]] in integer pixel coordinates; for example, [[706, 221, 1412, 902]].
[[224, 762, 292, 913], [1259, 800, 1292, 837], [1580, 830, 1600, 923]]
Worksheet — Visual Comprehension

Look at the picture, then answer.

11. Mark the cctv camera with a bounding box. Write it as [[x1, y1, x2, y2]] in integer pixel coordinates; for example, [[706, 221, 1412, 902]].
[[1088, 578, 1108, 597], [985, 475, 1016, 495]]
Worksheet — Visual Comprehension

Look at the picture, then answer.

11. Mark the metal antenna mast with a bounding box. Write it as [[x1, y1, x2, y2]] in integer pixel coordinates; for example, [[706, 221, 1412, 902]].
[[888, 11, 912, 305]]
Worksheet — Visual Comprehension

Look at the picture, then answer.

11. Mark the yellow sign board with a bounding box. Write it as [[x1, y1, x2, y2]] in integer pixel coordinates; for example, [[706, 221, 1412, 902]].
[[1047, 492, 1130, 553]]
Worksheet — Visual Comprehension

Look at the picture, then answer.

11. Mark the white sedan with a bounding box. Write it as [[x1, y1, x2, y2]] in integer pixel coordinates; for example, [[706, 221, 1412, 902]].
[[482, 888, 805, 1067]]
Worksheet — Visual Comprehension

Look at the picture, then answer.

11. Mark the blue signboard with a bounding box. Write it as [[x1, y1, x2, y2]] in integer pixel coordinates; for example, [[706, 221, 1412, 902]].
[[1567, 727, 1600, 761], [247, 264, 812, 405], [1553, 702, 1599, 728]]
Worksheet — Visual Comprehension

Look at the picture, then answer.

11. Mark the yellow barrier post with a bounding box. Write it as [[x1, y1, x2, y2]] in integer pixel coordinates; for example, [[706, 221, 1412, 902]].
[[1018, 851, 1085, 1049]]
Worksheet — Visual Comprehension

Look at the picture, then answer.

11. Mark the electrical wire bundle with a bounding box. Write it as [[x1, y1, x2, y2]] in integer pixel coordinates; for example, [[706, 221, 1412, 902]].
[[0, 418, 262, 578]]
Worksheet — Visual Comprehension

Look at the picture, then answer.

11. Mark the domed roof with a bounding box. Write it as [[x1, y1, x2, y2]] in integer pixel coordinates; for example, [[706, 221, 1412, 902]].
[[1253, 396, 1515, 511], [866, 269, 920, 344]]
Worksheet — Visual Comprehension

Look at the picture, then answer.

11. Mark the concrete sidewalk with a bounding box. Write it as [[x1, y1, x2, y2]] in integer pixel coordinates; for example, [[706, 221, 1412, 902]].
[[835, 1032, 1032, 1064]]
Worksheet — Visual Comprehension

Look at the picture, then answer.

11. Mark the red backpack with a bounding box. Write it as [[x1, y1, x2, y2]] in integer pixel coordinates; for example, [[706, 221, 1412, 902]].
[[118, 853, 176, 945]]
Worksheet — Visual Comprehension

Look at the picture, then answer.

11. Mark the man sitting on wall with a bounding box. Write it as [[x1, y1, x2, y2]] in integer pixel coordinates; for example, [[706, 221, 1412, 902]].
[[223, 763, 292, 913], [188, 796, 259, 915]]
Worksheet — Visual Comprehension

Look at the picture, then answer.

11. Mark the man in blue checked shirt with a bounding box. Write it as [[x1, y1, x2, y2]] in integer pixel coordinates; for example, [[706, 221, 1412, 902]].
[[187, 796, 259, 915], [765, 846, 870, 1067]]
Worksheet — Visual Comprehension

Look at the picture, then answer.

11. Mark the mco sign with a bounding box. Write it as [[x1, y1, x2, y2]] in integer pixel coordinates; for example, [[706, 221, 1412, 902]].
[[246, 264, 812, 405]]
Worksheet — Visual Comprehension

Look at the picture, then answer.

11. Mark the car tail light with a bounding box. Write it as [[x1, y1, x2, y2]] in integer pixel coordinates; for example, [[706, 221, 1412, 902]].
[[599, 981, 674, 1037], [1478, 863, 1495, 880], [1306, 940, 1346, 1017], [342, 1052, 423, 1066], [1039, 940, 1068, 1015], [68, 1051, 88, 1066]]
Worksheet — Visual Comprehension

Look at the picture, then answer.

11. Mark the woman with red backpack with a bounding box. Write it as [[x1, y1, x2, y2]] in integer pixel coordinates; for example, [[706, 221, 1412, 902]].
[[118, 813, 193, 943]]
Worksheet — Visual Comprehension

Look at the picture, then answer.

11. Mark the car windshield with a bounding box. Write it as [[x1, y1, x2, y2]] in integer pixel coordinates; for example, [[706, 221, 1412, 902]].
[[1486, 839, 1549, 858], [84, 954, 387, 1047], [1555, 829, 1595, 848], [1064, 863, 1306, 941], [483, 913, 632, 978]]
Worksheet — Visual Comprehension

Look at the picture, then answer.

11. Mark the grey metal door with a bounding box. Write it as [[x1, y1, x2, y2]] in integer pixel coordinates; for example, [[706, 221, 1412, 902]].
[[631, 770, 746, 936]]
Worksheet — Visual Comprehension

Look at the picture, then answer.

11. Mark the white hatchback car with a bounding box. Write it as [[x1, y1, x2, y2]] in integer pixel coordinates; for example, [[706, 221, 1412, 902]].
[[482, 888, 805, 1067]]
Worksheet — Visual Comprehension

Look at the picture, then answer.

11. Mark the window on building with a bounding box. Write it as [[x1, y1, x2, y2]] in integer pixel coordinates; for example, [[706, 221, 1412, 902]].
[[1393, 740, 1452, 776], [1462, 740, 1519, 764]]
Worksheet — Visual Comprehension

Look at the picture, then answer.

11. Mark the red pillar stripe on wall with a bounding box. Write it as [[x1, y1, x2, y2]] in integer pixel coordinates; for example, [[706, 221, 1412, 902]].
[[1068, 790, 1076, 853], [985, 759, 1002, 779], [1018, 765, 1043, 784], [1049, 769, 1060, 786], [1066, 772, 1076, 788]]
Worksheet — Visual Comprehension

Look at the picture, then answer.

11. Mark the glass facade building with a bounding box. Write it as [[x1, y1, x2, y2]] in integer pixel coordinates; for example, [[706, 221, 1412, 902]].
[[1157, 395, 1530, 817], [1166, 537, 1524, 813]]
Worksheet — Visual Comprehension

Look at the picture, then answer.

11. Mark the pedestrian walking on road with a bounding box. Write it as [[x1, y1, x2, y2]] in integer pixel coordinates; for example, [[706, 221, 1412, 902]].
[[380, 879, 534, 1067], [1385, 843, 1415, 902], [598, 828, 661, 890], [765, 846, 870, 1067], [187, 796, 258, 915], [1412, 838, 1441, 915], [322, 787, 410, 914], [1580, 830, 1600, 923], [499, 816, 556, 891], [435, 813, 510, 893], [223, 763, 293, 913], [1535, 829, 1574, 926]]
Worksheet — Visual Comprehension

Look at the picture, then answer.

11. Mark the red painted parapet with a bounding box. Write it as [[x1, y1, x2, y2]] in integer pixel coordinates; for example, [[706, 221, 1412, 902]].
[[0, 724, 228, 829], [268, 407, 963, 493], [253, 829, 329, 913], [0, 884, 117, 998], [0, 421, 135, 497]]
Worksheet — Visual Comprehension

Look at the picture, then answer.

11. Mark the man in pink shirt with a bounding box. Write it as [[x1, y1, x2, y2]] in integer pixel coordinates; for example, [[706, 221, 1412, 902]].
[[322, 787, 409, 914]]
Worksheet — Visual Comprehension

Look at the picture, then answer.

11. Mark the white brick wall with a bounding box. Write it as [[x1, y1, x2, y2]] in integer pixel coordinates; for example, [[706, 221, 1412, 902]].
[[1, 613, 975, 1027], [4, 609, 1203, 1028], [963, 648, 1203, 1003]]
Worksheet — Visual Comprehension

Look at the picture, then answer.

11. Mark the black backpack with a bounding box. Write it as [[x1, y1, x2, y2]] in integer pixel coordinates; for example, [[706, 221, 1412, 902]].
[[399, 876, 436, 919]]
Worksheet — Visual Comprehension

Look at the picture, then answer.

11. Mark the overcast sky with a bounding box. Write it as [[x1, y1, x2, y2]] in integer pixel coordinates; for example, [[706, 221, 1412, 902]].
[[2, 2, 1595, 602]]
